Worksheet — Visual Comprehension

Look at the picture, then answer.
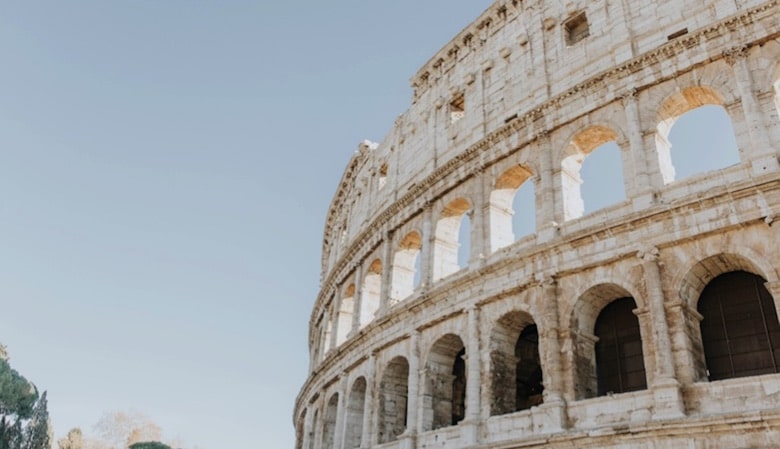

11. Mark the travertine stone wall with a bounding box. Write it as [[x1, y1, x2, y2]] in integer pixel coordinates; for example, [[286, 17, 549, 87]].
[[296, 0, 780, 448]]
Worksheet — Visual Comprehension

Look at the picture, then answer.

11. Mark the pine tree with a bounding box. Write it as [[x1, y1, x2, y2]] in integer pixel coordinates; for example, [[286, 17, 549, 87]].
[[24, 392, 51, 449]]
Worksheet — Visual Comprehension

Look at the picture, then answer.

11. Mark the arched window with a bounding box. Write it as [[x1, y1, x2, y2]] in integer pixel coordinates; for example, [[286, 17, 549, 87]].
[[656, 87, 739, 184], [378, 357, 409, 443], [322, 394, 339, 449], [359, 259, 382, 327], [594, 297, 647, 396], [344, 377, 366, 449], [423, 334, 466, 431], [489, 166, 535, 251], [562, 126, 626, 220], [433, 198, 471, 281], [698, 271, 780, 381], [515, 325, 543, 410], [336, 284, 355, 345], [391, 231, 422, 303], [489, 312, 543, 416]]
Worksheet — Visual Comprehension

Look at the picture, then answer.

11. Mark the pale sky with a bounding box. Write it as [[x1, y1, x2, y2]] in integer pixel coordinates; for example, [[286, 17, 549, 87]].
[[0, 2, 494, 449], [0, 2, 739, 449]]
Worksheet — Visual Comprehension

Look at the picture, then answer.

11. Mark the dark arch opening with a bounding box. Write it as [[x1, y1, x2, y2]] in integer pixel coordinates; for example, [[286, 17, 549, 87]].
[[595, 297, 647, 396], [698, 271, 780, 381]]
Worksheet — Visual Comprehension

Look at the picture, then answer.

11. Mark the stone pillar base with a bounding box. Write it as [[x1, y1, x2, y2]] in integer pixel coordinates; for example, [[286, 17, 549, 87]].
[[397, 433, 417, 449], [652, 379, 685, 420], [750, 153, 780, 176], [533, 398, 567, 434], [459, 420, 480, 445], [632, 191, 656, 212]]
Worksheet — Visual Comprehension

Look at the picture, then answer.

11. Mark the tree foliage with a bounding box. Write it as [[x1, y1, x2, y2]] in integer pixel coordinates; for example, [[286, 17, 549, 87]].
[[128, 443, 170, 449], [0, 347, 50, 449]]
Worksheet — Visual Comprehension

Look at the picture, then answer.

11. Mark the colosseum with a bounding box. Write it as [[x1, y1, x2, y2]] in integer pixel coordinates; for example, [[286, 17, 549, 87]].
[[294, 1, 780, 448]]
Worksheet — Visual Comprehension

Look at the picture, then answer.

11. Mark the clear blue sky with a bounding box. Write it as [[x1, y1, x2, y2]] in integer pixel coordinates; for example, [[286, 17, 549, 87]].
[[0, 2, 739, 449], [0, 2, 493, 448]]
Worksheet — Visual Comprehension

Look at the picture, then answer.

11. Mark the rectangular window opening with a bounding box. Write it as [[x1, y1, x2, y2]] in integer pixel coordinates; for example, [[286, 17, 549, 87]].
[[565, 12, 590, 46], [450, 93, 465, 123]]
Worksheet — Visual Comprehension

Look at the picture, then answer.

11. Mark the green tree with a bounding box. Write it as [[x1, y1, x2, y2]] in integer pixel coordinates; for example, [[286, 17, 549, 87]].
[[128, 443, 170, 449], [0, 356, 39, 449], [23, 392, 50, 449]]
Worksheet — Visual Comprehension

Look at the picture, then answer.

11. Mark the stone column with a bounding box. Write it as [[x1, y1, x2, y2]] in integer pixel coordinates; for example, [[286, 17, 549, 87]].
[[402, 331, 421, 449], [331, 293, 344, 349], [725, 46, 778, 173], [461, 306, 481, 443], [328, 302, 339, 351], [637, 245, 685, 419], [622, 89, 655, 210], [379, 229, 395, 312], [536, 132, 557, 243], [351, 263, 364, 333], [360, 354, 376, 449], [420, 204, 435, 290], [470, 169, 489, 263], [536, 274, 567, 432], [333, 374, 349, 449]]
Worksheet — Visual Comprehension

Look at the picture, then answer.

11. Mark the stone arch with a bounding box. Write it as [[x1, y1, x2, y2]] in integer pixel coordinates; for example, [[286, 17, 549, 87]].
[[336, 283, 356, 345], [360, 259, 383, 327], [344, 377, 366, 449], [569, 283, 646, 399], [391, 230, 423, 303], [378, 356, 409, 444], [489, 165, 535, 251], [422, 333, 466, 431], [489, 310, 543, 416], [560, 125, 626, 220], [321, 393, 339, 449], [677, 252, 775, 310], [433, 198, 472, 281], [654, 85, 739, 184]]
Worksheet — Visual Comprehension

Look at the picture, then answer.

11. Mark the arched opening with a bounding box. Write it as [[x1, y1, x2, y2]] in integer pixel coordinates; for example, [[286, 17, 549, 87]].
[[322, 394, 339, 449], [433, 198, 471, 281], [489, 165, 535, 251], [698, 271, 780, 381], [561, 126, 625, 220], [360, 259, 382, 327], [594, 297, 647, 396], [378, 356, 409, 444], [344, 377, 366, 449], [422, 334, 466, 431], [391, 231, 422, 303], [336, 284, 355, 345], [489, 312, 543, 416], [656, 87, 739, 184]]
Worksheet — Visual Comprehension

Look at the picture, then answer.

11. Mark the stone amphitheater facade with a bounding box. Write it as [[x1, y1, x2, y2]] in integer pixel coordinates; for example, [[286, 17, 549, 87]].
[[294, 1, 780, 448]]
